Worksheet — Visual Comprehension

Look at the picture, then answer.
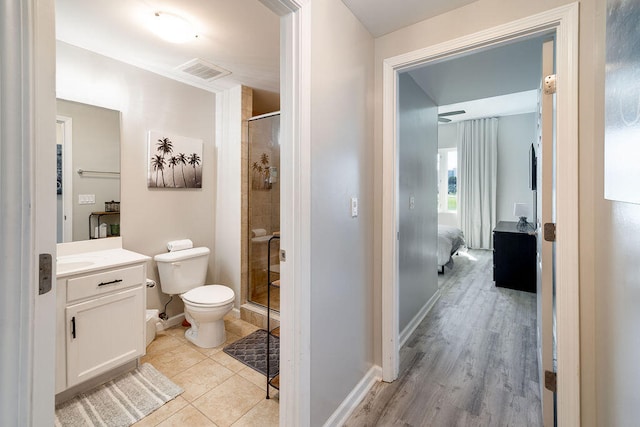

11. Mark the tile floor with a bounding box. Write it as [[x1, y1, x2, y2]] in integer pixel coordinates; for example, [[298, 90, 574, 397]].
[[134, 316, 279, 427]]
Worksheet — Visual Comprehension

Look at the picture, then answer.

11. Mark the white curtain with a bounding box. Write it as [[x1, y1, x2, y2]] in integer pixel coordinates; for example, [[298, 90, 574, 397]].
[[457, 118, 498, 249]]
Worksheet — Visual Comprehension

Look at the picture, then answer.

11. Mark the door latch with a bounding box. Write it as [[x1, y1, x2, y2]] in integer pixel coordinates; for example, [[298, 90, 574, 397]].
[[280, 249, 286, 262], [39, 253, 52, 295]]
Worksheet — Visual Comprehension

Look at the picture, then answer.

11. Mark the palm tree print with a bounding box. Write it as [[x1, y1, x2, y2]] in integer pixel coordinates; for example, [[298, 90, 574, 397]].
[[177, 153, 188, 187], [156, 138, 173, 159], [188, 153, 201, 186], [149, 133, 203, 188], [150, 154, 166, 187], [155, 138, 174, 187], [168, 156, 179, 187]]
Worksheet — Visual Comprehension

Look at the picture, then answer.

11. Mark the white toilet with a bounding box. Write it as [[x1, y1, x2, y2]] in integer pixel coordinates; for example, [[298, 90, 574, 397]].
[[154, 247, 235, 348]]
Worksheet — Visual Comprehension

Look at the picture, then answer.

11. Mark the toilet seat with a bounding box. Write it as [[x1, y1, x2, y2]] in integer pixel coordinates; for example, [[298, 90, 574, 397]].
[[181, 285, 234, 307]]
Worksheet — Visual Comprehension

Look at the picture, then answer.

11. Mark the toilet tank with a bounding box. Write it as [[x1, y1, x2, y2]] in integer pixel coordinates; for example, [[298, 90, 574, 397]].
[[154, 247, 210, 295]]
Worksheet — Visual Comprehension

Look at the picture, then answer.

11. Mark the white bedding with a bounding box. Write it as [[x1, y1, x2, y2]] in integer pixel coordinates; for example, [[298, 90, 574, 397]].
[[438, 225, 465, 268]]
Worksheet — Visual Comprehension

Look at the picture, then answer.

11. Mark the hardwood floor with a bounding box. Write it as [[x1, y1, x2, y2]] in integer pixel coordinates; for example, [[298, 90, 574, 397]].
[[346, 249, 542, 427]]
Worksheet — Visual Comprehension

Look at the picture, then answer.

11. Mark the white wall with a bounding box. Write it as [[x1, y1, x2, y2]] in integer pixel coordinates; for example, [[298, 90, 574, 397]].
[[309, 0, 375, 424], [398, 73, 439, 332], [56, 42, 216, 317], [438, 123, 458, 226], [496, 113, 536, 222], [214, 86, 242, 308], [438, 123, 457, 149]]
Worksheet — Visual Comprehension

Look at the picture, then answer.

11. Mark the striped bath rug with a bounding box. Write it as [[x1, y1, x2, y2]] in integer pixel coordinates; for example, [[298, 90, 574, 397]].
[[55, 363, 183, 427]]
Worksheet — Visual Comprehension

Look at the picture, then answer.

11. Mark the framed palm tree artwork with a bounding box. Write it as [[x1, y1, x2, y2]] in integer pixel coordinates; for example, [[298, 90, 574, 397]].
[[147, 130, 203, 188]]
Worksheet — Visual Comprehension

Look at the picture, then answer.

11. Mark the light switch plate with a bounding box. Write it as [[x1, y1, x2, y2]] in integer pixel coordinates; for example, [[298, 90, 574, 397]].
[[78, 194, 96, 205], [409, 196, 415, 210], [351, 197, 358, 217]]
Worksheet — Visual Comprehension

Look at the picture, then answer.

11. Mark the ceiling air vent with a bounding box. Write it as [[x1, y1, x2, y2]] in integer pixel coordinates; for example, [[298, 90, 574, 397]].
[[176, 58, 231, 82]]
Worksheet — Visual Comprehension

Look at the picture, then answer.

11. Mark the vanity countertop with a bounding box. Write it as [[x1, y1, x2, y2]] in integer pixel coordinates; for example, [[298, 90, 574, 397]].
[[56, 239, 150, 278]]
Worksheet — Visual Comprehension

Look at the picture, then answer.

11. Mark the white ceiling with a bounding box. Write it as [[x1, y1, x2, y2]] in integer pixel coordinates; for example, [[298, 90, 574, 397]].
[[55, 0, 280, 94], [341, 0, 479, 37], [56, 0, 543, 122], [405, 36, 545, 123], [437, 91, 538, 123]]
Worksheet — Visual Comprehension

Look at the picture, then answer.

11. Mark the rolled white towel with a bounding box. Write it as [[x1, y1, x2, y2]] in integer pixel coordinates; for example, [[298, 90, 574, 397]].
[[251, 228, 267, 238], [167, 239, 193, 252]]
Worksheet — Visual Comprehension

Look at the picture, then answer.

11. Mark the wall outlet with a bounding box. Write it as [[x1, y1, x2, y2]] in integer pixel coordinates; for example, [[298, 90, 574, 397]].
[[409, 195, 415, 210], [78, 194, 96, 205], [351, 197, 358, 217]]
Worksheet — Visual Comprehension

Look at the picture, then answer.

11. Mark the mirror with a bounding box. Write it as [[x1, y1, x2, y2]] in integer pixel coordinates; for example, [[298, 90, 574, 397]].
[[56, 99, 121, 243]]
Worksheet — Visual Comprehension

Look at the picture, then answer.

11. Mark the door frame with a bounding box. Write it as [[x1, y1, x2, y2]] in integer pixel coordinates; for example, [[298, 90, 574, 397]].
[[259, 0, 312, 425], [381, 3, 580, 424], [2, 0, 58, 425]]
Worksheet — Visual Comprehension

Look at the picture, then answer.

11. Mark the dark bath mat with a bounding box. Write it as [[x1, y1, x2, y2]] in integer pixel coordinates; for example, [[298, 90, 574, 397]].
[[223, 329, 279, 377]]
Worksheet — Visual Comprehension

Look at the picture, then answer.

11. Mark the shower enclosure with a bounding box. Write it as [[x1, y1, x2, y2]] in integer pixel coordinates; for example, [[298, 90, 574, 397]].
[[247, 113, 280, 311]]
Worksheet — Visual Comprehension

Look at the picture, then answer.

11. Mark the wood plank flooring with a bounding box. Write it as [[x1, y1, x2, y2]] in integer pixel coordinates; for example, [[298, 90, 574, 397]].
[[345, 249, 542, 427]]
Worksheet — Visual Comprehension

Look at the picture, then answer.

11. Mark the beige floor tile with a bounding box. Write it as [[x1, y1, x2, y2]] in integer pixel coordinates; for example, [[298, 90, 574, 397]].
[[224, 319, 244, 337], [193, 375, 265, 427], [132, 396, 189, 427], [145, 333, 184, 358], [237, 366, 267, 390], [156, 405, 218, 427], [184, 332, 242, 357], [236, 366, 280, 396], [172, 359, 235, 402], [231, 399, 279, 427], [164, 325, 188, 341], [146, 344, 207, 378], [238, 322, 260, 338], [210, 350, 247, 373]]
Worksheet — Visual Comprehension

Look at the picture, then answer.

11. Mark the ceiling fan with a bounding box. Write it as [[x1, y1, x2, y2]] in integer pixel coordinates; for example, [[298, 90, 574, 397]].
[[438, 110, 466, 123]]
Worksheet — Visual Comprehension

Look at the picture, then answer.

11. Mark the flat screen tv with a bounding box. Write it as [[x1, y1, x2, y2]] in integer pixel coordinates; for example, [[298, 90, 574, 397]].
[[530, 143, 537, 191]]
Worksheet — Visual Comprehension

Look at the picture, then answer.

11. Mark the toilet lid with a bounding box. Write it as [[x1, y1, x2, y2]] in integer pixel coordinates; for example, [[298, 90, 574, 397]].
[[182, 285, 234, 306]]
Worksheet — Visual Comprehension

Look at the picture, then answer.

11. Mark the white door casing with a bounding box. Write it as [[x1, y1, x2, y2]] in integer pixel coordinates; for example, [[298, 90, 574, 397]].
[[0, 0, 57, 425], [537, 38, 556, 427], [381, 3, 580, 425], [259, 0, 312, 425]]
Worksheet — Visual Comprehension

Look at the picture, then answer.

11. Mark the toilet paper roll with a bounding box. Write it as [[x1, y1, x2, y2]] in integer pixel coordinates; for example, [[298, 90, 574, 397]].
[[167, 239, 193, 252], [251, 228, 267, 238]]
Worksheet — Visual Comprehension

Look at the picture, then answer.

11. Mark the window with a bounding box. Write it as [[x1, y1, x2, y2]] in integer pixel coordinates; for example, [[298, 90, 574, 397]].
[[437, 148, 457, 212]]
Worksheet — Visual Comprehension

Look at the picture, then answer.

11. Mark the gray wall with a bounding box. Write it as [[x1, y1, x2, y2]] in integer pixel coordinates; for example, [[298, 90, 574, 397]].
[[398, 73, 439, 332], [56, 42, 216, 318], [309, 0, 375, 424], [496, 113, 536, 222]]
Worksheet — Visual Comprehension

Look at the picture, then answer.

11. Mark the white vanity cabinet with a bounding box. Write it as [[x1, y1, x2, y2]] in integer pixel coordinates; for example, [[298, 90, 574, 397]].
[[56, 257, 148, 394]]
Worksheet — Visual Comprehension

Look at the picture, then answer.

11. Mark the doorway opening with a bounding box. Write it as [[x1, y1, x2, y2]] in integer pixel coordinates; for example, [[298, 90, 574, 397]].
[[381, 4, 579, 425]]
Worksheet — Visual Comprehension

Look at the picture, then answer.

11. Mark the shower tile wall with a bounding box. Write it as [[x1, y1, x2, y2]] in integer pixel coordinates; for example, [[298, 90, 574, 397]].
[[248, 114, 280, 310]]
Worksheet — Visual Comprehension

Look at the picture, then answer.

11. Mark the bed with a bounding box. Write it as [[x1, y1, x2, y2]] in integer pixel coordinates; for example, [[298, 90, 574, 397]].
[[438, 225, 466, 273]]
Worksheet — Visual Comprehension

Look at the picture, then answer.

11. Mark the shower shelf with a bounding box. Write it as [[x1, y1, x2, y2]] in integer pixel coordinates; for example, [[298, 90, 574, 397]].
[[266, 233, 280, 398]]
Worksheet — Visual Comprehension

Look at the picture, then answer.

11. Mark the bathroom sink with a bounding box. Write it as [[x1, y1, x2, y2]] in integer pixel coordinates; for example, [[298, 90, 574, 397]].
[[57, 259, 96, 273]]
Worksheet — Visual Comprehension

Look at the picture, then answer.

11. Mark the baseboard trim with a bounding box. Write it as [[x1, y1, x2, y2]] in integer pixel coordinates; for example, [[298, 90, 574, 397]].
[[158, 313, 185, 331], [157, 308, 240, 331], [322, 365, 382, 427], [399, 289, 440, 348]]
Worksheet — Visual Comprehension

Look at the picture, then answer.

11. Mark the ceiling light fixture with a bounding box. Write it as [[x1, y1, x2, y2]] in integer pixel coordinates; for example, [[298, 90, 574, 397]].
[[150, 11, 197, 44]]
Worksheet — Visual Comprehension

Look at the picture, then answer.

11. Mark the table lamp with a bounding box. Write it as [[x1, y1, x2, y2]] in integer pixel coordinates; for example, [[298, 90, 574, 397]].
[[514, 203, 530, 231]]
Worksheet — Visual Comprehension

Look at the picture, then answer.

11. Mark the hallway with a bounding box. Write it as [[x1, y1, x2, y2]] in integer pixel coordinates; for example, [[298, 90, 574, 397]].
[[347, 250, 542, 426]]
